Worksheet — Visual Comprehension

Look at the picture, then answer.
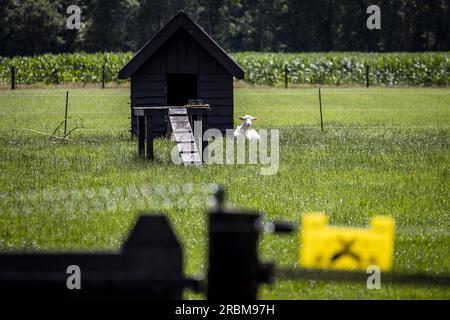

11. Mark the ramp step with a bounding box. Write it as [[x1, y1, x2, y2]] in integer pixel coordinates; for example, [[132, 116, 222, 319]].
[[181, 153, 201, 164], [178, 142, 198, 153], [169, 116, 189, 123], [168, 107, 202, 166], [171, 121, 192, 132], [168, 108, 187, 115], [173, 131, 194, 142]]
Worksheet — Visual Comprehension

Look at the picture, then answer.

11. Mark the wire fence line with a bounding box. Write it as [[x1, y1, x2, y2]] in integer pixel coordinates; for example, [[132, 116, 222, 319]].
[[0, 94, 130, 97], [0, 91, 449, 98], [250, 91, 450, 95], [0, 185, 448, 237], [8, 127, 130, 132], [0, 112, 129, 115], [1, 107, 449, 113], [1, 125, 449, 133], [274, 125, 450, 130], [396, 226, 450, 238], [0, 91, 448, 132]]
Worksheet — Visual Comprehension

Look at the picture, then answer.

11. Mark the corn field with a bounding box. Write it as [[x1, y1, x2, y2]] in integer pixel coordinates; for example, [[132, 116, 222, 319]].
[[0, 52, 448, 86]]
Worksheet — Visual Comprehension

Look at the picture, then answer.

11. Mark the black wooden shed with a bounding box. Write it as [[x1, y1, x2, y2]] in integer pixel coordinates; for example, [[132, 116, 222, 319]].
[[119, 10, 245, 136]]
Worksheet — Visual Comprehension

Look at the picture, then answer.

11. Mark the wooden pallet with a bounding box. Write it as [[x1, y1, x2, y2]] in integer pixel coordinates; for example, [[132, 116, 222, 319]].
[[169, 107, 201, 166]]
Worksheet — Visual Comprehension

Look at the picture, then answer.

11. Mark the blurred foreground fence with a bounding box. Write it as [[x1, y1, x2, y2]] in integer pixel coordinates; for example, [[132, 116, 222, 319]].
[[0, 186, 449, 301]]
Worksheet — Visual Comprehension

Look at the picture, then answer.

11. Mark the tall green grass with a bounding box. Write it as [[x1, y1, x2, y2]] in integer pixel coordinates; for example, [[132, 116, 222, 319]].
[[0, 87, 449, 299], [235, 52, 449, 86], [0, 88, 450, 299], [0, 52, 133, 85], [0, 52, 448, 86]]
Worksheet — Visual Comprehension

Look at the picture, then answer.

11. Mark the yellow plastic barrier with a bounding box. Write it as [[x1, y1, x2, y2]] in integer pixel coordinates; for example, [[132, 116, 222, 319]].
[[299, 213, 395, 271]]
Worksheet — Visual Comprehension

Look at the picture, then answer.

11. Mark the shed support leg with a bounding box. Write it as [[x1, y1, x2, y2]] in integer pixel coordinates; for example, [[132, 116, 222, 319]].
[[137, 116, 145, 157], [145, 115, 154, 161], [131, 106, 137, 138], [202, 115, 209, 163]]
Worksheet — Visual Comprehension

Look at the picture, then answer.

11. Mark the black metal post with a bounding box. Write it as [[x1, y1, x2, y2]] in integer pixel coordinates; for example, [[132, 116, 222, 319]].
[[202, 114, 208, 163], [284, 64, 288, 89], [145, 115, 153, 160], [208, 208, 263, 300], [319, 88, 324, 132], [137, 116, 145, 157], [64, 91, 69, 136], [102, 65, 106, 89], [11, 66, 15, 90], [207, 187, 275, 300], [366, 64, 370, 88]]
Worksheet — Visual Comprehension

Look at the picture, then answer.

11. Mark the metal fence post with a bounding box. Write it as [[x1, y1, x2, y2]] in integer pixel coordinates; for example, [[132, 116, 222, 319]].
[[102, 65, 106, 89], [11, 66, 15, 90], [284, 64, 288, 89], [366, 64, 370, 88]]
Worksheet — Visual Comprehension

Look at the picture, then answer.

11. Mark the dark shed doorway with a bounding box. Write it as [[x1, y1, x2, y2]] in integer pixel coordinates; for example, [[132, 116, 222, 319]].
[[167, 74, 198, 106]]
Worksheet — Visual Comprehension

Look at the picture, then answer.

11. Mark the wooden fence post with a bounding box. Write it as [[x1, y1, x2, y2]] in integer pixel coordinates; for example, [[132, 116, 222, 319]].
[[11, 66, 15, 90]]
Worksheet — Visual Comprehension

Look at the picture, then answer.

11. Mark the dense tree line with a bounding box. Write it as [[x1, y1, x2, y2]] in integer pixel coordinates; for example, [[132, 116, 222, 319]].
[[0, 0, 448, 56]]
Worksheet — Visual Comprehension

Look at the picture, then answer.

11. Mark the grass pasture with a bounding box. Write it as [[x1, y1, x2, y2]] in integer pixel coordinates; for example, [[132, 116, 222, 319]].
[[0, 86, 449, 299]]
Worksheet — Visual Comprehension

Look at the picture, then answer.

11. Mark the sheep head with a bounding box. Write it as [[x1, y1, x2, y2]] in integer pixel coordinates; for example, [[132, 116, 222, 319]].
[[238, 115, 258, 128]]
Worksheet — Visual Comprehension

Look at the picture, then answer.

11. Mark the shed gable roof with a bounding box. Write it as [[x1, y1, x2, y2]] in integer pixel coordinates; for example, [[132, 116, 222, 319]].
[[119, 10, 244, 79]]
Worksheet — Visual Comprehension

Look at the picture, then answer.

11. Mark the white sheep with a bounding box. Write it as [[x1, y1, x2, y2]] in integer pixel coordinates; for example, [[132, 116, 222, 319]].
[[234, 115, 260, 140]]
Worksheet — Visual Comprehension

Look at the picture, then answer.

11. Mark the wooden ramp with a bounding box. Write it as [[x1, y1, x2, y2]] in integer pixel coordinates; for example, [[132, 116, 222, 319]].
[[169, 108, 202, 166]]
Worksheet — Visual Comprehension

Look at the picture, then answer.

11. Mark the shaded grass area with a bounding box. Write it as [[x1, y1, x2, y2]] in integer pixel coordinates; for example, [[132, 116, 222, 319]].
[[0, 87, 449, 299]]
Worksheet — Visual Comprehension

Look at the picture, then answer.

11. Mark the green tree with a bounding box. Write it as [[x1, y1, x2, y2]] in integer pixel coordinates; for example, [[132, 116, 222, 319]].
[[0, 0, 63, 56], [130, 0, 186, 50], [0, 0, 448, 55], [80, 0, 137, 52]]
